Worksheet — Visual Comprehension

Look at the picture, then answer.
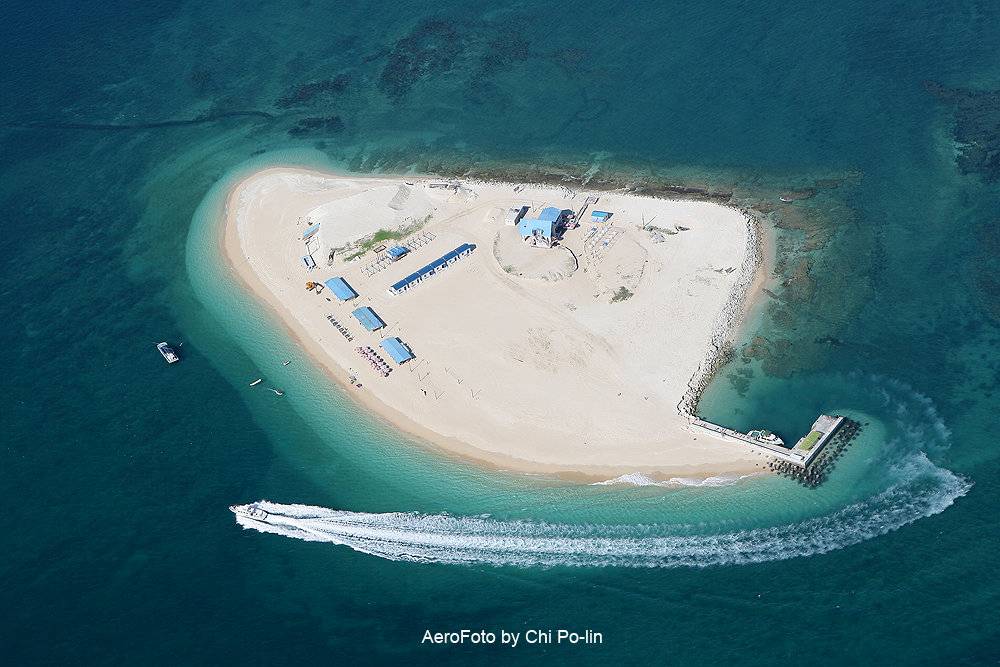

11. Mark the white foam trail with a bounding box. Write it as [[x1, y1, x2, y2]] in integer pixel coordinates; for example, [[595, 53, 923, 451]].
[[233, 375, 971, 567], [234, 452, 969, 568], [592, 472, 762, 488]]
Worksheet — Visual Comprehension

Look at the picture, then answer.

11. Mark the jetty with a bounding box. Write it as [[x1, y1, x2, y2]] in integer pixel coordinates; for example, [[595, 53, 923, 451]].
[[690, 414, 847, 469]]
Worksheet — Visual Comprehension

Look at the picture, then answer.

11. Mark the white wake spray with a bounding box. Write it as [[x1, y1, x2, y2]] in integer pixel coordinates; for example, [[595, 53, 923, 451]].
[[233, 376, 971, 567]]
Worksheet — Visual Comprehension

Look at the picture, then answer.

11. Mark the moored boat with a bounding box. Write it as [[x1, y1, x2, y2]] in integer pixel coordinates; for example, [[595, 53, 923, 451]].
[[747, 429, 785, 446], [157, 342, 179, 364]]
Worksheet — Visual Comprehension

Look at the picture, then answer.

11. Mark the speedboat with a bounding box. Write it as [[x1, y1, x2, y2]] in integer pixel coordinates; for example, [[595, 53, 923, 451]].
[[229, 503, 269, 521]]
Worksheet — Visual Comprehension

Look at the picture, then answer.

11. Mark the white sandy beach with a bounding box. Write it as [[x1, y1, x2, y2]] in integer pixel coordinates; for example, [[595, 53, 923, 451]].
[[222, 167, 770, 478]]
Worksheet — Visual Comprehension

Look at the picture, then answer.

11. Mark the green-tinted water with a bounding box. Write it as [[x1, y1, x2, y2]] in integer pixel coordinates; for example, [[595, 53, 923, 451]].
[[2, 0, 998, 663]]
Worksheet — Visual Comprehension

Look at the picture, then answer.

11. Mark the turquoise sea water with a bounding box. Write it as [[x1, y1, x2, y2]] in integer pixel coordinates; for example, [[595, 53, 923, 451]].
[[3, 1, 999, 663]]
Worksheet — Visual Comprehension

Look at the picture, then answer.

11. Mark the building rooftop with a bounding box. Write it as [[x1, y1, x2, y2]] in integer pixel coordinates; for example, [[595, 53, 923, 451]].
[[380, 337, 414, 364], [538, 207, 562, 222], [517, 218, 554, 239], [324, 277, 358, 301], [302, 223, 321, 239], [351, 306, 385, 331], [390, 243, 476, 293]]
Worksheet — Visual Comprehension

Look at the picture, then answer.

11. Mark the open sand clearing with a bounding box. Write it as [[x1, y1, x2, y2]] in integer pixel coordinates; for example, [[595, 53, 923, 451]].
[[223, 168, 768, 478]]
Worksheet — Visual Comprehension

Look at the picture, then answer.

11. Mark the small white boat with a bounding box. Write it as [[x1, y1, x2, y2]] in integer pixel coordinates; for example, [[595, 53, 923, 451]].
[[157, 342, 179, 364], [282, 360, 291, 366], [229, 503, 269, 521], [748, 429, 785, 446], [249, 378, 263, 387]]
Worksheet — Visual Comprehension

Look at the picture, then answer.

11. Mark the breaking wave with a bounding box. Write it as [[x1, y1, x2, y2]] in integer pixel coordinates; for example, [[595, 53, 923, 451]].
[[233, 375, 971, 567], [592, 472, 763, 488]]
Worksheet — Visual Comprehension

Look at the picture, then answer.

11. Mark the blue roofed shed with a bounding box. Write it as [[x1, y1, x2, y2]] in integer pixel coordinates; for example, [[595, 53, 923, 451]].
[[302, 223, 321, 240], [380, 337, 414, 364], [387, 245, 409, 260], [591, 210, 612, 222], [351, 306, 385, 331], [324, 277, 358, 301]]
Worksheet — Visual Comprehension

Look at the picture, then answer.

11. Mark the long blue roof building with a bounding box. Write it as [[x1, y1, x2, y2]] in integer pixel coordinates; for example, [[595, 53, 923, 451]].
[[388, 243, 475, 295]]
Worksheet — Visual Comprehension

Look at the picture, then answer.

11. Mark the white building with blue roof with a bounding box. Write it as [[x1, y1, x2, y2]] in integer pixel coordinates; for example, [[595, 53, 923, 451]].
[[517, 207, 565, 248]]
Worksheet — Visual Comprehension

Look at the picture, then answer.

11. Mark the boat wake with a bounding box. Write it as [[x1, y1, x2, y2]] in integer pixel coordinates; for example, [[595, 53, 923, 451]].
[[232, 376, 971, 567]]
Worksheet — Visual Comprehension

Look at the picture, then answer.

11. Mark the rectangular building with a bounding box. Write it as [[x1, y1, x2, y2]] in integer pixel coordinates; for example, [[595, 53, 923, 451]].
[[302, 223, 321, 240], [505, 205, 530, 226], [388, 243, 476, 295], [324, 277, 358, 301], [380, 337, 414, 364], [387, 245, 410, 261], [538, 206, 563, 223], [351, 306, 386, 331]]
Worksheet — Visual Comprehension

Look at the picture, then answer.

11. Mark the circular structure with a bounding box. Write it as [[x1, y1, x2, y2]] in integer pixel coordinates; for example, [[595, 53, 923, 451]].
[[492, 227, 578, 281]]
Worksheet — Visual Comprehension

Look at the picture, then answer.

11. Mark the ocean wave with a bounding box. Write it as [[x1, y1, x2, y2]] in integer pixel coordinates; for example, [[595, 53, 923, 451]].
[[233, 375, 971, 567], [591, 472, 762, 488]]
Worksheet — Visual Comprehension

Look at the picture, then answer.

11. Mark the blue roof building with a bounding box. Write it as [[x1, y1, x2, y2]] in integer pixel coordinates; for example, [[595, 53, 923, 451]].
[[538, 207, 563, 222], [388, 243, 476, 294], [517, 218, 554, 247], [302, 223, 321, 240], [351, 306, 385, 331], [387, 245, 409, 261], [380, 337, 414, 364], [324, 277, 358, 301], [591, 210, 612, 222]]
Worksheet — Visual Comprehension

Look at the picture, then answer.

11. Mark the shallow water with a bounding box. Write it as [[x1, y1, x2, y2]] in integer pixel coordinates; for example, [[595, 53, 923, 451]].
[[2, 0, 999, 663]]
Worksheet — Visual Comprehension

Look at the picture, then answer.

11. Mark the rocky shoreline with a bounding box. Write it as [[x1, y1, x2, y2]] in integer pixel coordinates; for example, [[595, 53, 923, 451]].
[[677, 210, 764, 419]]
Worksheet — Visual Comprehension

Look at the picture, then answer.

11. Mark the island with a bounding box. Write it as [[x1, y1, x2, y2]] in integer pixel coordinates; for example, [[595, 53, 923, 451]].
[[223, 168, 772, 479]]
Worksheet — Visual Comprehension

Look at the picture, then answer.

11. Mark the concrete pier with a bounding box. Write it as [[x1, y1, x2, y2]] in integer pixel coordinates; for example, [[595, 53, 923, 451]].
[[689, 414, 846, 469], [793, 414, 846, 467]]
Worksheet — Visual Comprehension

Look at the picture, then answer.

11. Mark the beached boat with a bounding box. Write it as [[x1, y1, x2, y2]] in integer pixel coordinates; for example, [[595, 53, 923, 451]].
[[156, 342, 179, 364], [229, 503, 269, 521]]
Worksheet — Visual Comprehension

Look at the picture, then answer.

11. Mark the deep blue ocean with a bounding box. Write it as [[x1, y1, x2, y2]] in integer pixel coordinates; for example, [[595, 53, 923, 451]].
[[2, 1, 999, 664]]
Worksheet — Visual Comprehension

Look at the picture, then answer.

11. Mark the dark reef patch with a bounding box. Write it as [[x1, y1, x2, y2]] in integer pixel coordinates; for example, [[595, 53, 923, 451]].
[[379, 19, 466, 100], [276, 74, 352, 108], [971, 218, 1000, 323], [288, 115, 345, 136], [926, 81, 1000, 182]]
